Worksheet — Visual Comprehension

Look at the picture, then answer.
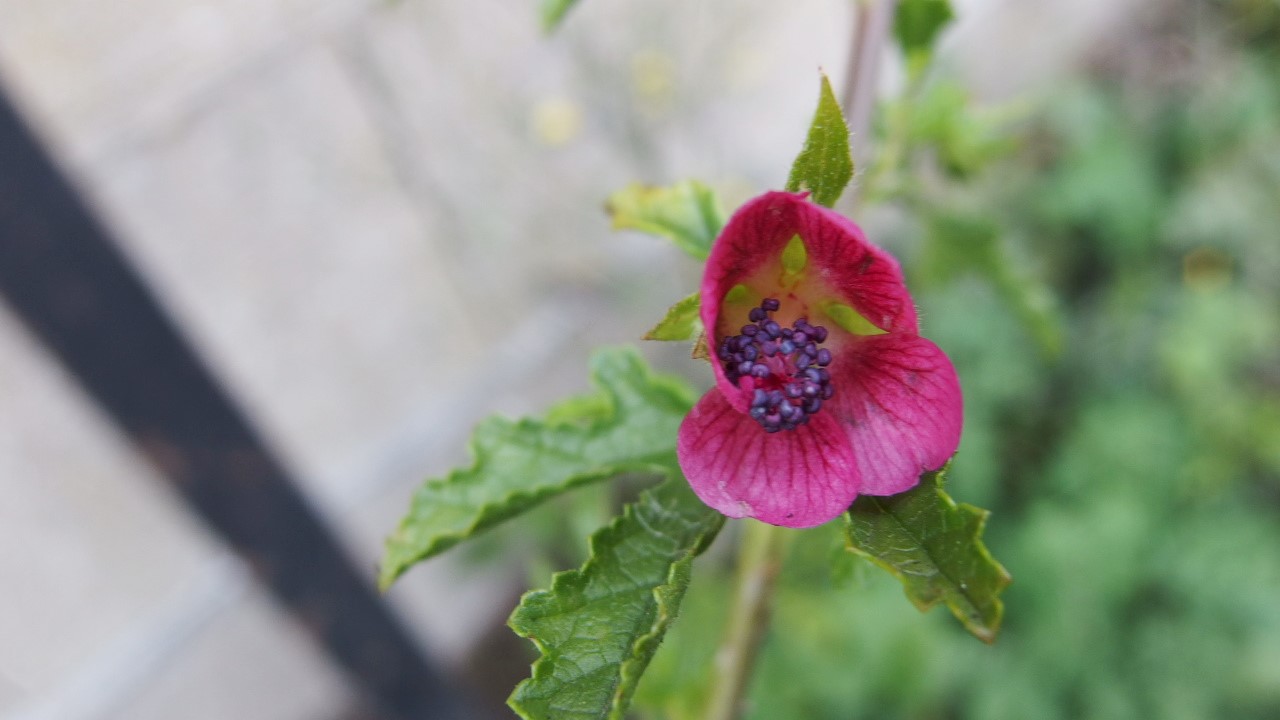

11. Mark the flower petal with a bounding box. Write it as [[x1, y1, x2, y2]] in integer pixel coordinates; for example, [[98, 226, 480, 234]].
[[791, 198, 918, 335], [700, 192, 920, 408], [677, 390, 859, 528], [826, 333, 963, 496], [699, 193, 800, 409]]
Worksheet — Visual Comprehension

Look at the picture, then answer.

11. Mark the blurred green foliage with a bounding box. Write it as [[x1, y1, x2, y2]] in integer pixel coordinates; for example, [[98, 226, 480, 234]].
[[894, 0, 955, 65], [540, 0, 583, 32], [633, 1, 1280, 718]]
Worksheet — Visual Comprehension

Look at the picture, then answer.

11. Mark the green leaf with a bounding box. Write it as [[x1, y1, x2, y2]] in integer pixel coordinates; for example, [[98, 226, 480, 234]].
[[843, 463, 1011, 643], [644, 292, 701, 342], [380, 347, 697, 590], [540, 0, 582, 32], [894, 0, 955, 58], [508, 478, 724, 720], [785, 73, 854, 208], [606, 181, 725, 261]]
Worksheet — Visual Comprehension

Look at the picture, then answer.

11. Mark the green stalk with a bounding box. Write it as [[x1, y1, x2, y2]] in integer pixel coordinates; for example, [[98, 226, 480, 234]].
[[704, 520, 791, 720]]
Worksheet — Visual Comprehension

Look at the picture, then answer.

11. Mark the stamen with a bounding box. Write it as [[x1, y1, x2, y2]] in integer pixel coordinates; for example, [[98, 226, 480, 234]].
[[721, 298, 836, 432]]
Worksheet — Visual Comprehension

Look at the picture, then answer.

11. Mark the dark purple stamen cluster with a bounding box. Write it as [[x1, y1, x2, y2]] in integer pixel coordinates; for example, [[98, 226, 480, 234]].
[[717, 298, 836, 433]]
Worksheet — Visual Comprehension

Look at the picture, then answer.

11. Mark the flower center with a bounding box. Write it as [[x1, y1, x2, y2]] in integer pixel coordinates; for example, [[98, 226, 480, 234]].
[[716, 298, 836, 433]]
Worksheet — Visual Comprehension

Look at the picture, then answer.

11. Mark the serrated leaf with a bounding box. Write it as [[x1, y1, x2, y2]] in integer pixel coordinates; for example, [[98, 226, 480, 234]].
[[607, 180, 725, 261], [540, 0, 582, 32], [843, 464, 1011, 643], [644, 292, 701, 342], [509, 478, 724, 720], [894, 0, 955, 58], [380, 347, 696, 589], [785, 73, 854, 208]]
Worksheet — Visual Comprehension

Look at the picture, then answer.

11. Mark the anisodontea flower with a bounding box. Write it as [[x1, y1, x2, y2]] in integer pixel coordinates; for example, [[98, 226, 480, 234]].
[[676, 191, 962, 528]]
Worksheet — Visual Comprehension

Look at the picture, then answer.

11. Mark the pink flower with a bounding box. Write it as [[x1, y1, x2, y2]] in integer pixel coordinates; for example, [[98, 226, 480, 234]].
[[676, 192, 962, 528]]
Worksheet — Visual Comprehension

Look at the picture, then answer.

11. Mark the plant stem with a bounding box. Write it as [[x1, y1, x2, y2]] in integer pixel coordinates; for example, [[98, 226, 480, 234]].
[[704, 520, 790, 720], [841, 0, 899, 209], [701, 7, 899, 717]]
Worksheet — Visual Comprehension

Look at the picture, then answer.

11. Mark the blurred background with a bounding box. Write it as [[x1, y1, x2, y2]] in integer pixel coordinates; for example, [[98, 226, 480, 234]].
[[1, 0, 1278, 718]]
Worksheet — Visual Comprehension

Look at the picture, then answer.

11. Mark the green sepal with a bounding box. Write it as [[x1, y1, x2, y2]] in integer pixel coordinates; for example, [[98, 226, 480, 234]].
[[785, 72, 854, 208], [508, 478, 725, 720], [645, 292, 702, 342], [894, 0, 955, 59], [843, 463, 1011, 643], [379, 347, 696, 590], [607, 180, 725, 261], [540, 0, 582, 32], [821, 301, 889, 337]]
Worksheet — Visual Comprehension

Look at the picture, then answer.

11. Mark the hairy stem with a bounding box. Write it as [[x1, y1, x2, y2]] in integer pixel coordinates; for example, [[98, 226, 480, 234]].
[[841, 0, 899, 208], [704, 521, 790, 720]]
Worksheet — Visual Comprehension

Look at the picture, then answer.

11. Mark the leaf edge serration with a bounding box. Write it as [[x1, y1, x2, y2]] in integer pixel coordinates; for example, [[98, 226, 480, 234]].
[[507, 478, 723, 720], [379, 346, 696, 591], [844, 463, 1012, 643]]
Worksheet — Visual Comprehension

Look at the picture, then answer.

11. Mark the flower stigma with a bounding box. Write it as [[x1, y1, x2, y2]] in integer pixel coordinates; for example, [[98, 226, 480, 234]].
[[716, 298, 835, 433]]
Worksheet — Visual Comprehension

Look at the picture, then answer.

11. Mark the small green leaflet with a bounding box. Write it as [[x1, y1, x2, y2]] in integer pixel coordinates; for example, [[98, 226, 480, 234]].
[[894, 0, 955, 58], [540, 0, 582, 32], [606, 180, 725, 261], [380, 347, 696, 590], [645, 292, 701, 342], [605, 181, 720, 346], [509, 478, 724, 720], [785, 73, 854, 208], [843, 464, 1011, 643]]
